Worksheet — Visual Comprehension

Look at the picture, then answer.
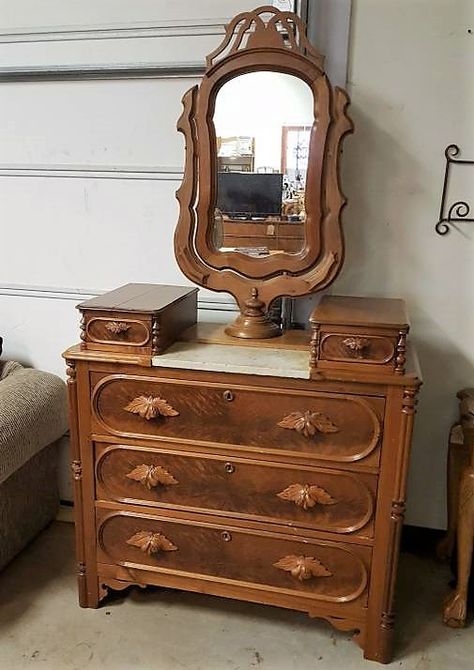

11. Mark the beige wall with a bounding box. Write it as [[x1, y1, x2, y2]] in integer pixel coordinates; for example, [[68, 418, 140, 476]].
[[0, 0, 259, 502], [0, 1, 351, 505], [337, 0, 474, 527], [2, 0, 465, 529]]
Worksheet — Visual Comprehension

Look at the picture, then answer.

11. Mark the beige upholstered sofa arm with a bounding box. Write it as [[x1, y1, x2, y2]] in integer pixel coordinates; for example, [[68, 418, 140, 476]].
[[0, 365, 68, 485]]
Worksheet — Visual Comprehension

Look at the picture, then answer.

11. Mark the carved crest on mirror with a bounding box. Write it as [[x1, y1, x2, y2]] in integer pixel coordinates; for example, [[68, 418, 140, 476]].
[[175, 5, 353, 339]]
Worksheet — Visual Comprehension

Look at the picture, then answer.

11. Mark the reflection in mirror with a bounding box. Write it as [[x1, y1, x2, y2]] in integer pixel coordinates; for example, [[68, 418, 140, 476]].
[[213, 71, 314, 258]]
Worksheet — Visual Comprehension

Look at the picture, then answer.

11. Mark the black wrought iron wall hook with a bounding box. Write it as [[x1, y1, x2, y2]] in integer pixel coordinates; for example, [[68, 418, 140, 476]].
[[436, 144, 474, 235]]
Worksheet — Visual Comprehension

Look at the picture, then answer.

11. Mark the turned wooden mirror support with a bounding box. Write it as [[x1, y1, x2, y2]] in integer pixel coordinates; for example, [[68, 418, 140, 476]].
[[174, 6, 353, 339]]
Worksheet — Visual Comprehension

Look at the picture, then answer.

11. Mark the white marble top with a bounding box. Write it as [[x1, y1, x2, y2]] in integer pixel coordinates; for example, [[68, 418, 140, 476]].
[[152, 341, 310, 379]]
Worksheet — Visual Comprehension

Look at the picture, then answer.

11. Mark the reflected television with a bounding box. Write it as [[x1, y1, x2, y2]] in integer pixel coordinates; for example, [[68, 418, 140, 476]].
[[217, 172, 283, 218]]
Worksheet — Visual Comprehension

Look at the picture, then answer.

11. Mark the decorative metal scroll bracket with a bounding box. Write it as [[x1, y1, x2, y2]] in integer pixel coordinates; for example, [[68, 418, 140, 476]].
[[435, 144, 474, 236]]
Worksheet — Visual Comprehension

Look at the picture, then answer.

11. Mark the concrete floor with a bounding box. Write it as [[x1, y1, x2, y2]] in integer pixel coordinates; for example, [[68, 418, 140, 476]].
[[0, 522, 472, 670]]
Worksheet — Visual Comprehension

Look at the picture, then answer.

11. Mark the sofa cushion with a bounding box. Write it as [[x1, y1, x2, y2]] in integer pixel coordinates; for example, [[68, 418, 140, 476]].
[[0, 365, 68, 485], [0, 360, 24, 381]]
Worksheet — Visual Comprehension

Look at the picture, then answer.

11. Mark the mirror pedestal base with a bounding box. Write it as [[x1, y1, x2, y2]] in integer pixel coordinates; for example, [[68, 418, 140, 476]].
[[225, 287, 281, 339], [225, 312, 281, 339]]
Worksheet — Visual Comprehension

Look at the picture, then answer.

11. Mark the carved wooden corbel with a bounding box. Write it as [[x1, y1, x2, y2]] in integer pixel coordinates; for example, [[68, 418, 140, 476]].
[[65, 359, 76, 383], [71, 460, 82, 481], [151, 319, 161, 356], [395, 331, 408, 374]]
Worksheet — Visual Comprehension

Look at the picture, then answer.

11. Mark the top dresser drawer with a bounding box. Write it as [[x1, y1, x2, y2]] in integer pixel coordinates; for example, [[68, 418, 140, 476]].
[[91, 373, 384, 468], [83, 312, 152, 352]]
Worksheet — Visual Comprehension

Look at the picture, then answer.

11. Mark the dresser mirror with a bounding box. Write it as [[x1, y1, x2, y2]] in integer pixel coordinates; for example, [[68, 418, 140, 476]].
[[213, 71, 313, 257], [175, 5, 353, 338]]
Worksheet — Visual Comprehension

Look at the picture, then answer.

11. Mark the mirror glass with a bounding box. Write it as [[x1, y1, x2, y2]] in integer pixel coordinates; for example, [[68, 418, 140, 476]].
[[212, 71, 314, 257]]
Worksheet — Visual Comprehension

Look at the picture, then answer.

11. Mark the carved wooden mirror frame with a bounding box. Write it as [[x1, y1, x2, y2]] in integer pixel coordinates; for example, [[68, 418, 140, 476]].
[[175, 6, 353, 339]]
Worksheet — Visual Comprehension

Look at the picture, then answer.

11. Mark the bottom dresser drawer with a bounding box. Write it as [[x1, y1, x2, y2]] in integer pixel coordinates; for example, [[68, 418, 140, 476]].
[[96, 508, 371, 608]]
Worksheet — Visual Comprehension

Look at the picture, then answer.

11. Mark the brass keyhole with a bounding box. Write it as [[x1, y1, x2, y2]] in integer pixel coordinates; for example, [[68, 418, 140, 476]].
[[225, 462, 235, 474], [223, 390, 234, 402], [221, 531, 232, 542]]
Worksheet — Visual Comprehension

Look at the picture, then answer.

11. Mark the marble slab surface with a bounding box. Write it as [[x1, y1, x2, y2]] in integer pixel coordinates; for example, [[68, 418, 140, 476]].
[[152, 341, 310, 379]]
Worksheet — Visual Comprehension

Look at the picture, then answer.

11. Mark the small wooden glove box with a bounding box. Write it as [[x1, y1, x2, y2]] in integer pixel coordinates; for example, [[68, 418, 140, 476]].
[[77, 283, 198, 356], [309, 295, 409, 376]]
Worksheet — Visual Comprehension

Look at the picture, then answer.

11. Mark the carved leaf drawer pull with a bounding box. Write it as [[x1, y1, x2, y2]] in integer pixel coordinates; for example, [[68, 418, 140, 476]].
[[274, 555, 332, 581], [105, 321, 131, 335], [277, 483, 336, 510], [341, 336, 370, 358], [124, 395, 179, 420], [126, 530, 177, 555], [277, 411, 338, 438], [126, 464, 178, 490]]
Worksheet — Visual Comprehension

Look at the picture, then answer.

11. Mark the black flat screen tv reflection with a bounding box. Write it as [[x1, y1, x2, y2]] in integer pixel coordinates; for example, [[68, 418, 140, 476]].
[[217, 172, 283, 218]]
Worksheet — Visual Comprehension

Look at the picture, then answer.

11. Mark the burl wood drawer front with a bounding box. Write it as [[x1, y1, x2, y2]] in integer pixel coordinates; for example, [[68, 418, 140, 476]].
[[91, 374, 384, 467], [96, 509, 370, 606], [86, 315, 150, 348], [95, 444, 376, 536], [319, 331, 397, 367]]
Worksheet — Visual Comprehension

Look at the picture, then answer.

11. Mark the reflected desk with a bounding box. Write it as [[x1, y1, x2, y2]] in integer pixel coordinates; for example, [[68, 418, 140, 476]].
[[221, 217, 304, 254]]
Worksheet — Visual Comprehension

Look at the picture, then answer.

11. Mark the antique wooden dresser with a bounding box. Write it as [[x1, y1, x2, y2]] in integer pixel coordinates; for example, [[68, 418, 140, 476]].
[[63, 6, 422, 663], [64, 291, 420, 664]]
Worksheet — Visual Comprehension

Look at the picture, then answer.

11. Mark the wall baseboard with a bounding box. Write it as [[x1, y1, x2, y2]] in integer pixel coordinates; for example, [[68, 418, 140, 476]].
[[401, 525, 444, 556], [56, 502, 74, 524]]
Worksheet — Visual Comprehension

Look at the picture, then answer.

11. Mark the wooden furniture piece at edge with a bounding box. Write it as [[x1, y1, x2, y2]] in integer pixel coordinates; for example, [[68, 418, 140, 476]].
[[438, 388, 474, 627], [63, 295, 421, 664]]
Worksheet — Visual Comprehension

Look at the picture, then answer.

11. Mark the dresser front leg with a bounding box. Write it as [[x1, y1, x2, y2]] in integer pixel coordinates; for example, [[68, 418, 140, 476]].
[[74, 563, 100, 608], [363, 613, 394, 664], [76, 561, 89, 608], [67, 360, 100, 610]]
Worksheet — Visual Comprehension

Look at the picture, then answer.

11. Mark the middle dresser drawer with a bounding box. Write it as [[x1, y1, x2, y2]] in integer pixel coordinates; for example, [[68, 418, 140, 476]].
[[95, 443, 376, 538], [91, 373, 384, 468]]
